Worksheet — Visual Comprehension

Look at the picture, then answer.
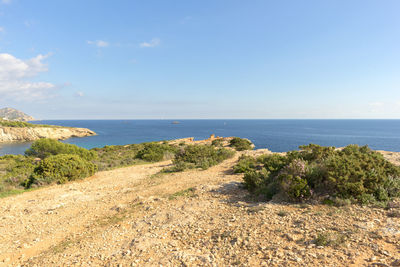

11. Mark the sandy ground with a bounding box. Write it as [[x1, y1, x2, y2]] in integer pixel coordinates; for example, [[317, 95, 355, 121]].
[[0, 151, 399, 266]]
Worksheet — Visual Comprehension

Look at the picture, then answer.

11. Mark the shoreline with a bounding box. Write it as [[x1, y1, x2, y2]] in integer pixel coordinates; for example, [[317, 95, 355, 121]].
[[0, 126, 96, 144]]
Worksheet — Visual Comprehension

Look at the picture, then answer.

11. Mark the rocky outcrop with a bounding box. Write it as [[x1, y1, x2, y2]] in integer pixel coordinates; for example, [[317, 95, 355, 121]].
[[0, 107, 35, 122], [0, 126, 96, 143]]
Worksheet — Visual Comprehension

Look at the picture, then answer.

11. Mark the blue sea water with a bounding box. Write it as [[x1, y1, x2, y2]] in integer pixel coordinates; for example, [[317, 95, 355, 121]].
[[1, 119, 400, 156]]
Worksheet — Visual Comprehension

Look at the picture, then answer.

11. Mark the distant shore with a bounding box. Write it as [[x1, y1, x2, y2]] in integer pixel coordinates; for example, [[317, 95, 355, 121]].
[[0, 126, 96, 143]]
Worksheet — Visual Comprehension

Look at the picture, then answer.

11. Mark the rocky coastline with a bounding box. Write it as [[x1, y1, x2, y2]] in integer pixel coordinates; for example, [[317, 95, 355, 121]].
[[0, 126, 96, 143]]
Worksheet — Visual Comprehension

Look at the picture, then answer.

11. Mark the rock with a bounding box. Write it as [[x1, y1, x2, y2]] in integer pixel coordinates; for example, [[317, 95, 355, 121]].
[[0, 107, 34, 121], [0, 126, 96, 143], [111, 204, 126, 212], [369, 256, 377, 262]]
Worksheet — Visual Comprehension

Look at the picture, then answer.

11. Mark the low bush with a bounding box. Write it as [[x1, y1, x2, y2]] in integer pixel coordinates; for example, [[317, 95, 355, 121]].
[[211, 139, 224, 147], [278, 173, 311, 201], [91, 144, 144, 171], [0, 155, 36, 193], [229, 137, 253, 151], [233, 155, 258, 173], [93, 142, 179, 170], [26, 154, 97, 187], [135, 143, 178, 162], [0, 119, 54, 128], [243, 169, 271, 193], [25, 139, 97, 160], [258, 154, 289, 174], [236, 144, 400, 204], [1, 140, 183, 196], [315, 232, 347, 247], [171, 145, 235, 171]]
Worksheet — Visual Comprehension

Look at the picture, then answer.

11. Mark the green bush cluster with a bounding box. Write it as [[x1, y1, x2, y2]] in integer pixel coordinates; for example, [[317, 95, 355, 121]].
[[237, 144, 400, 203], [26, 154, 97, 187], [25, 138, 97, 160], [91, 142, 179, 171], [135, 143, 178, 162], [233, 155, 258, 173], [211, 139, 224, 147], [1, 139, 183, 196], [171, 145, 235, 171], [0, 155, 36, 193], [229, 137, 253, 151], [1, 139, 98, 193], [0, 119, 54, 128], [91, 144, 144, 171]]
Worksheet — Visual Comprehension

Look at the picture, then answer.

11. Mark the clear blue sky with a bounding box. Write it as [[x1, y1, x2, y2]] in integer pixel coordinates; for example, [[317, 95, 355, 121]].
[[0, 0, 399, 119]]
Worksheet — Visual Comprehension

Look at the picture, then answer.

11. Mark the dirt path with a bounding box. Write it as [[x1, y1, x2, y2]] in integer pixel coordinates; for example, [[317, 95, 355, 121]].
[[0, 161, 169, 264], [1, 152, 400, 266]]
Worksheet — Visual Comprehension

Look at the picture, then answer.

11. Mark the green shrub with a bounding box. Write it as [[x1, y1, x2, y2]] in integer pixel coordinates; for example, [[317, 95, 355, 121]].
[[25, 139, 97, 160], [172, 145, 235, 171], [315, 232, 347, 247], [384, 176, 400, 198], [0, 155, 36, 192], [26, 154, 97, 187], [229, 137, 253, 151], [234, 155, 258, 173], [0, 119, 54, 128], [297, 144, 335, 161], [243, 169, 270, 191], [315, 233, 330, 246], [211, 139, 224, 147], [322, 145, 400, 200], [257, 154, 289, 174], [323, 197, 352, 206], [92, 142, 179, 170], [136, 143, 178, 162], [163, 161, 193, 173], [278, 173, 311, 201], [91, 144, 144, 171], [236, 144, 400, 204]]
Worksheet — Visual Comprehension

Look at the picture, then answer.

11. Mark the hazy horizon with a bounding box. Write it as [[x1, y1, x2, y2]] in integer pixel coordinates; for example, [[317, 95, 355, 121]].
[[32, 118, 400, 121], [1, 1, 399, 119]]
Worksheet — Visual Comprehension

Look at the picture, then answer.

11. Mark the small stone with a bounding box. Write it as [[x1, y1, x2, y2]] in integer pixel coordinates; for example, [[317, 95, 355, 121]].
[[369, 256, 377, 262], [381, 250, 390, 256]]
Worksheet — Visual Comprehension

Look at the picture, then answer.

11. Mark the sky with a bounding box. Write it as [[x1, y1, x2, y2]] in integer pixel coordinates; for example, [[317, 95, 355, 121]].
[[0, 0, 399, 119]]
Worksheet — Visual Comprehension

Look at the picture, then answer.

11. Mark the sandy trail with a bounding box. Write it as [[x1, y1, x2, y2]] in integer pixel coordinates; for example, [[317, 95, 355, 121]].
[[0, 161, 169, 264]]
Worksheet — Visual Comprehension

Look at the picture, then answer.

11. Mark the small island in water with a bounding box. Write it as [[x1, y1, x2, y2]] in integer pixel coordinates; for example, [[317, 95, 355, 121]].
[[0, 107, 96, 143]]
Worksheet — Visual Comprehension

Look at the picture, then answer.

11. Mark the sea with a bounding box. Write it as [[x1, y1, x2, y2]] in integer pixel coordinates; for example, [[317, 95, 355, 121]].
[[1, 119, 400, 156]]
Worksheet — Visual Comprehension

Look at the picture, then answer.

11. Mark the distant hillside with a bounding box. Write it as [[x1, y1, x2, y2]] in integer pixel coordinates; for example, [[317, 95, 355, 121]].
[[0, 107, 35, 122], [0, 108, 96, 142]]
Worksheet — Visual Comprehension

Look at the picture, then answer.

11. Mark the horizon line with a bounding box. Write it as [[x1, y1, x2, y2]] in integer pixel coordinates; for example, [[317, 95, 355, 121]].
[[32, 118, 400, 121]]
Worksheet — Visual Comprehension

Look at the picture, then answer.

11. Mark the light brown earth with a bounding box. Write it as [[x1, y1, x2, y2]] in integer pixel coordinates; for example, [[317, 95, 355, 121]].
[[0, 150, 400, 266]]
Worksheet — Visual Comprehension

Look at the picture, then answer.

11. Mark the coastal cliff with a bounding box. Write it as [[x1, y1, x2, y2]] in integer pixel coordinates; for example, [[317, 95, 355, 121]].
[[0, 126, 96, 142]]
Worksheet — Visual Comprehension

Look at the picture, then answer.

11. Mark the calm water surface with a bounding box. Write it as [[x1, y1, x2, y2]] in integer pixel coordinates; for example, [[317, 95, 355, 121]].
[[1, 120, 399, 155]]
